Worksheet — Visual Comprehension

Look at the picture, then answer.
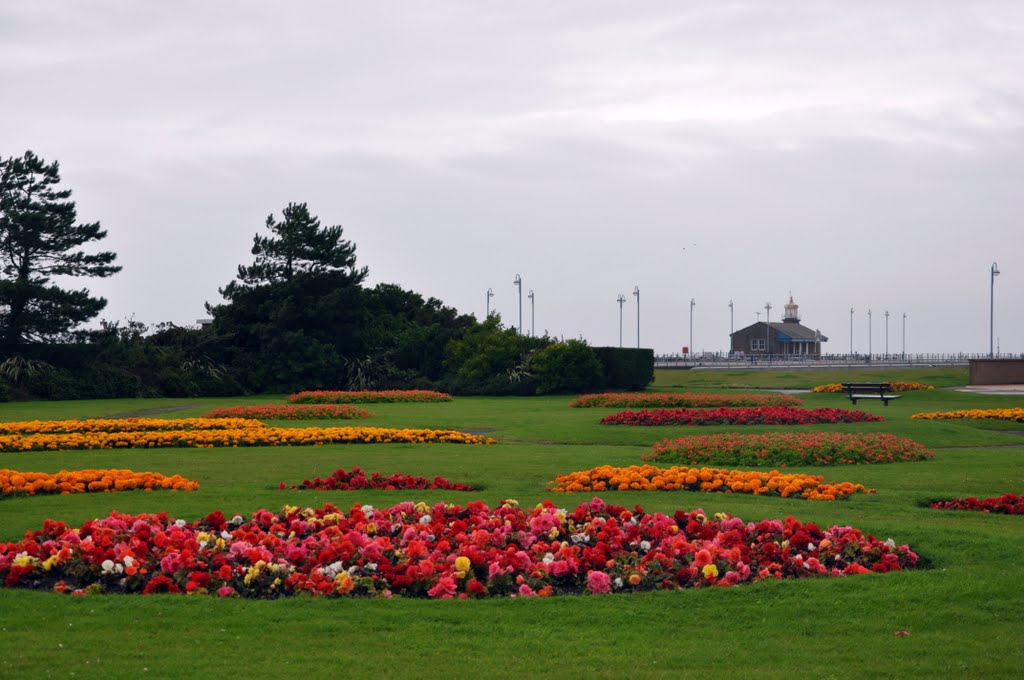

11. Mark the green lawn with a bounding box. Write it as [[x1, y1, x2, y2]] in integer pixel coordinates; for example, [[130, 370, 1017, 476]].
[[1, 368, 1022, 679]]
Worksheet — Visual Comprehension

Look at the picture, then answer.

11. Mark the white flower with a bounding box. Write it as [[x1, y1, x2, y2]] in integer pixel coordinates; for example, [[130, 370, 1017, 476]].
[[101, 559, 116, 573], [123, 556, 135, 568], [361, 504, 375, 515], [614, 578, 624, 589], [230, 515, 244, 526], [570, 533, 590, 544], [542, 553, 555, 565], [807, 543, 816, 551], [419, 516, 431, 525], [884, 538, 897, 549], [220, 530, 233, 540], [174, 519, 187, 528], [640, 540, 651, 552], [366, 562, 377, 572]]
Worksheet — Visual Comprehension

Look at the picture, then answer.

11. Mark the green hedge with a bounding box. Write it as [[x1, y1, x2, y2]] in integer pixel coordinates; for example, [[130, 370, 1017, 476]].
[[593, 347, 654, 391]]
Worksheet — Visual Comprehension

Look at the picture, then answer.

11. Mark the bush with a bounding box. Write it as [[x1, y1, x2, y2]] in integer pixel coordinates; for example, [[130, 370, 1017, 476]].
[[593, 347, 654, 390], [529, 340, 604, 395]]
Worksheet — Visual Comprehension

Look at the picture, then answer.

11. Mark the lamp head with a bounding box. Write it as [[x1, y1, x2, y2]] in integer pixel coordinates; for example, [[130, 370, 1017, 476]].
[[992, 262, 1000, 276]]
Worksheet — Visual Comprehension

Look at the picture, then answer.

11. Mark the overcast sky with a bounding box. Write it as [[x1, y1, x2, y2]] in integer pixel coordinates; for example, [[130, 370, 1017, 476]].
[[3, 1, 1022, 356]]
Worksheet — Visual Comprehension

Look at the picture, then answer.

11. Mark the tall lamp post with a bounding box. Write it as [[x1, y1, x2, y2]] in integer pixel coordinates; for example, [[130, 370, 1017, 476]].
[[849, 307, 854, 356], [867, 309, 872, 358], [991, 262, 1000, 357], [902, 312, 907, 358], [728, 300, 734, 354], [689, 298, 696, 356], [486, 288, 493, 317], [764, 302, 772, 357], [884, 310, 890, 357], [528, 290, 535, 337], [617, 294, 626, 347], [513, 274, 522, 334], [632, 286, 640, 348]]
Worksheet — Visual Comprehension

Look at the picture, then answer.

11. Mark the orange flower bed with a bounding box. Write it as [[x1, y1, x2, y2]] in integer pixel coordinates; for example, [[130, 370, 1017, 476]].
[[811, 382, 934, 393], [0, 468, 199, 497], [0, 417, 264, 436], [0, 426, 496, 452], [548, 464, 873, 500]]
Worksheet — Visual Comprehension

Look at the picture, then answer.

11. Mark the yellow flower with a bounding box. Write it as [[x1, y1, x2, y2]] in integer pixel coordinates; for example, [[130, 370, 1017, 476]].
[[702, 564, 719, 580], [454, 556, 471, 574]]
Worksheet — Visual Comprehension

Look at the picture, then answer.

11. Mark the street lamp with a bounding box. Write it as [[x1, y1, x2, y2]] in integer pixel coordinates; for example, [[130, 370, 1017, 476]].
[[849, 307, 854, 356], [884, 310, 890, 357], [528, 290, 535, 337], [728, 300, 734, 353], [486, 288, 493, 317], [867, 309, 872, 358], [632, 286, 640, 348], [689, 298, 696, 356], [991, 262, 1000, 357], [764, 302, 772, 356], [617, 294, 626, 347], [513, 274, 522, 334], [902, 312, 907, 358]]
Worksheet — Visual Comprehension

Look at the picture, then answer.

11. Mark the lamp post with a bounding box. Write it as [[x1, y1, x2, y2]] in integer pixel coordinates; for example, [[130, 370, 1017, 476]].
[[617, 294, 626, 347], [486, 288, 493, 317], [867, 309, 872, 359], [764, 302, 772, 356], [902, 312, 907, 358], [689, 298, 696, 356], [632, 286, 640, 348], [728, 300, 734, 354], [991, 262, 1000, 357], [513, 274, 522, 334], [849, 307, 854, 356], [884, 310, 890, 357], [528, 290, 535, 337]]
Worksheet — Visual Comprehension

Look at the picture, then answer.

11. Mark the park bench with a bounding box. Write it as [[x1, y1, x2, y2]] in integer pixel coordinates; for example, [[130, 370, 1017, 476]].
[[841, 382, 902, 406]]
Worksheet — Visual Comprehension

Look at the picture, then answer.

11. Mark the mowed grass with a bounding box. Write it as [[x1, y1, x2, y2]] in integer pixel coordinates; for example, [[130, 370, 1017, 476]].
[[1, 368, 1023, 679]]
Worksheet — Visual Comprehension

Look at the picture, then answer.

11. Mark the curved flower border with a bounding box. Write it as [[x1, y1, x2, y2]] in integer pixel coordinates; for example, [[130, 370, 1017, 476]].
[[570, 392, 803, 408], [642, 432, 934, 467], [928, 493, 1024, 514], [0, 417, 264, 436], [203, 404, 374, 421], [912, 408, 1024, 423], [288, 390, 453, 404], [811, 382, 934, 393], [600, 406, 883, 426], [0, 498, 917, 598], [1, 469, 199, 497], [548, 464, 873, 500], [280, 467, 477, 492]]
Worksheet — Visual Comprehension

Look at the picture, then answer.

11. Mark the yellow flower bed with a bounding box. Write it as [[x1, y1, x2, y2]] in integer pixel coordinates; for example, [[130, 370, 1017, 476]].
[[911, 408, 1024, 422], [0, 417, 265, 435], [547, 464, 873, 500], [0, 468, 199, 496], [811, 382, 934, 393], [0, 426, 496, 452]]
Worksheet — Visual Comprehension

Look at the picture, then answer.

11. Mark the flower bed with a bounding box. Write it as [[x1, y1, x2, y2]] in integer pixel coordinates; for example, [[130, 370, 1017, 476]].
[[0, 498, 917, 597], [600, 406, 883, 426], [928, 493, 1024, 515], [911, 408, 1024, 423], [0, 426, 495, 453], [570, 392, 803, 408], [642, 432, 934, 467], [548, 464, 872, 500], [203, 404, 373, 421], [281, 467, 476, 492], [288, 390, 453, 404], [811, 382, 934, 393], [1, 469, 199, 497], [0, 417, 264, 436]]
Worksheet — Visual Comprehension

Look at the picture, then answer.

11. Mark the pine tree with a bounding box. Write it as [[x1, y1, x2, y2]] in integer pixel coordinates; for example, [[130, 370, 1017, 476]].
[[0, 151, 120, 353]]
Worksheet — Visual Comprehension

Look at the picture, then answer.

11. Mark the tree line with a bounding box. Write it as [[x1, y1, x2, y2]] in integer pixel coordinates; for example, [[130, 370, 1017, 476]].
[[0, 150, 651, 400]]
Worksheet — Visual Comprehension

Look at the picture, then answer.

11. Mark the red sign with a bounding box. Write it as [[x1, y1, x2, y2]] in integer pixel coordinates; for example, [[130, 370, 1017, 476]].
[[682, 346, 689, 354]]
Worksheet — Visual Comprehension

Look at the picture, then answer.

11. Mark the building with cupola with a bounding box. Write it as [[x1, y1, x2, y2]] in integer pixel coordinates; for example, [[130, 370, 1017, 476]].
[[729, 296, 828, 356]]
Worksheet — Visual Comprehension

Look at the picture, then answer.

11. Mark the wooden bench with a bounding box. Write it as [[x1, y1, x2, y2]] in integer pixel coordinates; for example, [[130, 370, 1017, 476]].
[[841, 382, 902, 406]]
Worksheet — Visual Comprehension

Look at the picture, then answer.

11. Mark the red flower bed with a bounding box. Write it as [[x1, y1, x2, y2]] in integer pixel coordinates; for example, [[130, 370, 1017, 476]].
[[288, 390, 452, 404], [0, 498, 918, 598], [203, 404, 373, 420], [929, 493, 1024, 515], [570, 392, 803, 408], [280, 467, 476, 492], [600, 406, 884, 426]]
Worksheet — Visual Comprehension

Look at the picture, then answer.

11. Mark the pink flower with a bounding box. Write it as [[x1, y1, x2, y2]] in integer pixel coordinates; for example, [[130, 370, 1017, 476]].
[[427, 576, 457, 599], [587, 570, 611, 594], [518, 584, 536, 597], [217, 586, 236, 597]]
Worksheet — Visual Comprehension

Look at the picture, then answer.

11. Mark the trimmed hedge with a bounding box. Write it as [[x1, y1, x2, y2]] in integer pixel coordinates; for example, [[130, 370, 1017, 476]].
[[593, 347, 654, 391]]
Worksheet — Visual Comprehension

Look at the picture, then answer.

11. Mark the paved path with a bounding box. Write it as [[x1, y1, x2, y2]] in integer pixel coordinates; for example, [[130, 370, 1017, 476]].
[[954, 385, 1024, 395]]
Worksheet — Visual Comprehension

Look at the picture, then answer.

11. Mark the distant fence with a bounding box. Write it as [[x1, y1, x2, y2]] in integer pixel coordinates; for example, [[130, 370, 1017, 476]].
[[654, 352, 1021, 370]]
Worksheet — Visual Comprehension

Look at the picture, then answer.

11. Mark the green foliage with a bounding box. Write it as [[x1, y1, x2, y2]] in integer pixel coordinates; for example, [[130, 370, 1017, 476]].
[[0, 151, 120, 354], [441, 315, 550, 395], [594, 346, 655, 390], [529, 339, 604, 395]]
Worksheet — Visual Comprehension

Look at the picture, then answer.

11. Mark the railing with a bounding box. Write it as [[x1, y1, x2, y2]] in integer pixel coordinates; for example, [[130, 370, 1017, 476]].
[[654, 352, 1020, 369]]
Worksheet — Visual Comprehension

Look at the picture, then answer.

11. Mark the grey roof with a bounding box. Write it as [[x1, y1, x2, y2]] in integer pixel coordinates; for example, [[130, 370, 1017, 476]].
[[733, 321, 828, 342]]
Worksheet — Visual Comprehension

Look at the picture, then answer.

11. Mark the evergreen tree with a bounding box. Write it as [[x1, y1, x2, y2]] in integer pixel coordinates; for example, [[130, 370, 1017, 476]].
[[0, 151, 120, 354]]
